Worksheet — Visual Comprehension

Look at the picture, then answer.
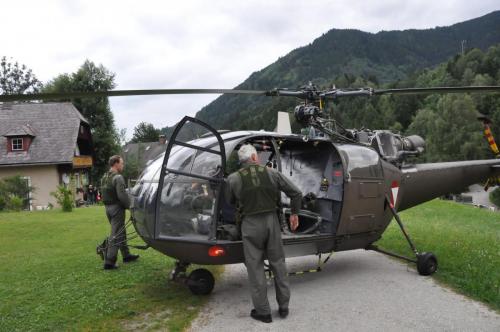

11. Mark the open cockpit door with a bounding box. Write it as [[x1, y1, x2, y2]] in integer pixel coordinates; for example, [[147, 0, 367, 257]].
[[155, 116, 226, 241]]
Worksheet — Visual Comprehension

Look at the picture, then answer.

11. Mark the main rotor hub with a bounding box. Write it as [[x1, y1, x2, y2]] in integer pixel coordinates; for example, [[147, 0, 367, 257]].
[[294, 105, 323, 125]]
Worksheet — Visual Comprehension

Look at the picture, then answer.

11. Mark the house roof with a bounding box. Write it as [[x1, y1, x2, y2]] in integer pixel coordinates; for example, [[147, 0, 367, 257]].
[[3, 124, 37, 137], [122, 141, 167, 170], [0, 102, 88, 167]]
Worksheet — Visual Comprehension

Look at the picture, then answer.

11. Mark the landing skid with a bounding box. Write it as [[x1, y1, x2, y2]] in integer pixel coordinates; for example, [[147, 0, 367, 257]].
[[367, 196, 438, 276]]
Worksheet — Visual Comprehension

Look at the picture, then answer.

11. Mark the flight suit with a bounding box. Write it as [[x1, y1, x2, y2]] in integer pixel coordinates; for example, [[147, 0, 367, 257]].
[[226, 164, 302, 315], [101, 170, 131, 265]]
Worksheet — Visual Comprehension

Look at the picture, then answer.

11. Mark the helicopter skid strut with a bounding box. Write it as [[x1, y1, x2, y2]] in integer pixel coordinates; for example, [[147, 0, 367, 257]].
[[171, 261, 215, 295], [367, 196, 438, 276], [367, 245, 417, 264], [264, 252, 334, 279], [170, 261, 190, 281]]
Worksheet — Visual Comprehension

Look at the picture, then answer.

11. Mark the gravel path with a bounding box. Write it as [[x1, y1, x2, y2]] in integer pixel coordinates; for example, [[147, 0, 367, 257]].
[[188, 250, 499, 332]]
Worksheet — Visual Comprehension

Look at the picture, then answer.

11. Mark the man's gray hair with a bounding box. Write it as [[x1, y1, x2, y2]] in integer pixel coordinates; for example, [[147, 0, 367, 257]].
[[237, 144, 257, 163]]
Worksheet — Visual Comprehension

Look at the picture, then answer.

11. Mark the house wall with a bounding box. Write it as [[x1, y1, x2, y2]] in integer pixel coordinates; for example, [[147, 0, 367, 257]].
[[0, 165, 59, 209]]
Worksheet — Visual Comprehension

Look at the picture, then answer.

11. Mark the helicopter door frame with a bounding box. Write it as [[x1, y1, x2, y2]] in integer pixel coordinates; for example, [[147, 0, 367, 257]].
[[270, 137, 282, 172], [155, 116, 226, 241]]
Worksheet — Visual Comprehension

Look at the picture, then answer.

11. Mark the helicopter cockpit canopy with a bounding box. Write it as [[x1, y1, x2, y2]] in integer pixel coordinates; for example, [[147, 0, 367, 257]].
[[154, 118, 248, 241], [145, 116, 348, 243]]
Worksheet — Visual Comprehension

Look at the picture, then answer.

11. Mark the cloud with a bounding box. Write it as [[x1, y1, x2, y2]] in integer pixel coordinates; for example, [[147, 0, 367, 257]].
[[1, 0, 498, 137]]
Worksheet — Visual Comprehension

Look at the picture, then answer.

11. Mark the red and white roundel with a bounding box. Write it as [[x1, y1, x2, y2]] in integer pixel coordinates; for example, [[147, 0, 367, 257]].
[[390, 181, 399, 208]]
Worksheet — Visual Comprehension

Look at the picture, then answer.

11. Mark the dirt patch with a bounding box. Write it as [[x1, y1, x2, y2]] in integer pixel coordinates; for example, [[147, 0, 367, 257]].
[[121, 309, 172, 332]]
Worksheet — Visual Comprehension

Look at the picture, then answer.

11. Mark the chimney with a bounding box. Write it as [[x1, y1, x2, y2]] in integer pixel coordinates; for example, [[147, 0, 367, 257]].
[[159, 134, 166, 145]]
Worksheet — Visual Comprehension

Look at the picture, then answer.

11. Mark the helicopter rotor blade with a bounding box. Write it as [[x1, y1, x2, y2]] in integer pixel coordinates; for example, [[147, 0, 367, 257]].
[[265, 89, 308, 98], [0, 88, 269, 102], [2, 85, 499, 103], [322, 86, 500, 99], [373, 86, 500, 96]]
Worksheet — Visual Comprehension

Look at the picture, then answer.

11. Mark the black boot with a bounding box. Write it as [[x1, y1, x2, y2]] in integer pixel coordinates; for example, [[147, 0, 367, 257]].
[[103, 263, 118, 270], [123, 254, 139, 263], [250, 309, 272, 323], [278, 307, 289, 318]]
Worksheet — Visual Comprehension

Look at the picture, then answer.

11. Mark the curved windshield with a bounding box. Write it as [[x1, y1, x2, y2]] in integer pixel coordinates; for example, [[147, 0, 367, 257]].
[[157, 175, 218, 239], [156, 119, 228, 240], [154, 127, 262, 240]]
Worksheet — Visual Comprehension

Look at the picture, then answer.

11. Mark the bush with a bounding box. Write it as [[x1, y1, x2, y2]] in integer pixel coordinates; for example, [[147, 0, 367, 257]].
[[7, 195, 24, 211], [0, 195, 7, 211], [489, 187, 500, 208], [0, 175, 33, 211], [51, 186, 74, 212]]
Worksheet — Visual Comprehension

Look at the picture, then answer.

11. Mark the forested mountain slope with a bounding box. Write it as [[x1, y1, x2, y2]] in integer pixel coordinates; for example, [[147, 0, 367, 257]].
[[161, 11, 500, 134]]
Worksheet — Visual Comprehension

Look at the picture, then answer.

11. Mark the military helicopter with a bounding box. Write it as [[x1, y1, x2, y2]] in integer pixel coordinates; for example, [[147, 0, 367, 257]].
[[2, 84, 500, 295]]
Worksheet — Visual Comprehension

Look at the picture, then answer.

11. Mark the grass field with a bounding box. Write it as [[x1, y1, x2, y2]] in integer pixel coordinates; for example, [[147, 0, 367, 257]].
[[1, 200, 499, 331], [377, 199, 500, 311], [0, 206, 220, 332]]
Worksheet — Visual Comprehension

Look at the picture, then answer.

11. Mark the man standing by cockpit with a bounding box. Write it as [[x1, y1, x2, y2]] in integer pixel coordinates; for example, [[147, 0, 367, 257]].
[[226, 144, 302, 323], [101, 155, 139, 270]]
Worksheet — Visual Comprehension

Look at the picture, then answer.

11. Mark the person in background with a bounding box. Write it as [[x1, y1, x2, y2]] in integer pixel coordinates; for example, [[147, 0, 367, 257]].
[[83, 188, 88, 205], [88, 184, 96, 205], [100, 155, 139, 270]]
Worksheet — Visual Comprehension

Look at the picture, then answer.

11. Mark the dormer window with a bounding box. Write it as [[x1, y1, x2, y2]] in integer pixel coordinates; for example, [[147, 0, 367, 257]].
[[3, 124, 37, 153], [12, 138, 24, 151]]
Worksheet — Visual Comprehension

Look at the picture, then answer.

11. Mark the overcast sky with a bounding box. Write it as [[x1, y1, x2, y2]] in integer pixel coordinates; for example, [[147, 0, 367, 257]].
[[1, 0, 499, 138]]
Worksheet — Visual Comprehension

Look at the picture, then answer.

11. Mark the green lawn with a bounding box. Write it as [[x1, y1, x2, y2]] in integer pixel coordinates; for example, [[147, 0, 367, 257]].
[[0, 207, 220, 332], [377, 199, 500, 311], [1, 200, 499, 331]]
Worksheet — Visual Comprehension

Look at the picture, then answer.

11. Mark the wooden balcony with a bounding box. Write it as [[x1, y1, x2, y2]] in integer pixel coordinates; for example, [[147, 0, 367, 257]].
[[72, 155, 93, 168]]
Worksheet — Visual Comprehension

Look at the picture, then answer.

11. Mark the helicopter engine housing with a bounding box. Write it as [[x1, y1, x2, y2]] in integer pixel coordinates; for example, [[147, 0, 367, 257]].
[[354, 130, 426, 164]]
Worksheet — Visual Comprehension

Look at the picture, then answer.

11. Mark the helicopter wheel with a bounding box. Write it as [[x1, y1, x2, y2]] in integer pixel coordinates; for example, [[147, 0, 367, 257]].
[[187, 268, 215, 295], [417, 252, 438, 276]]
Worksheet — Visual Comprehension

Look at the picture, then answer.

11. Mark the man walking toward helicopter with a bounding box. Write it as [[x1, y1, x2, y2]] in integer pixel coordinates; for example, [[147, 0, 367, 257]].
[[101, 155, 139, 270], [226, 144, 302, 323]]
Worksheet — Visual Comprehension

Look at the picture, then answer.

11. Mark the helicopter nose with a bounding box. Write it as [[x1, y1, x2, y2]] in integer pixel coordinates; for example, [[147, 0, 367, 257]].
[[208, 245, 226, 257]]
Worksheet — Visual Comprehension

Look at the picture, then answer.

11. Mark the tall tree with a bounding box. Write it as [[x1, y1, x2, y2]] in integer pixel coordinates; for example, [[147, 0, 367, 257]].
[[130, 122, 161, 143], [407, 95, 487, 162], [44, 60, 120, 181], [0, 56, 42, 94]]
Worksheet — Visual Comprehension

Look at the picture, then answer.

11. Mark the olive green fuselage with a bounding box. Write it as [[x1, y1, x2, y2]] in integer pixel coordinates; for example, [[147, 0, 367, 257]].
[[130, 127, 500, 265]]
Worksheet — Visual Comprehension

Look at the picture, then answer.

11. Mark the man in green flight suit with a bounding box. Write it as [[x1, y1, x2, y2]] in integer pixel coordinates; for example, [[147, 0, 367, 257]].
[[226, 144, 302, 323], [101, 155, 139, 270]]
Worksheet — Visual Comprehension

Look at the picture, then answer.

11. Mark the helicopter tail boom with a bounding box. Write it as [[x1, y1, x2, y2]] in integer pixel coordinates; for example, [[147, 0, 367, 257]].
[[398, 159, 500, 211]]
